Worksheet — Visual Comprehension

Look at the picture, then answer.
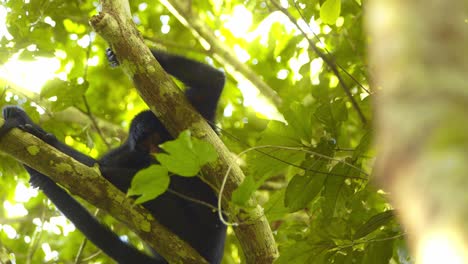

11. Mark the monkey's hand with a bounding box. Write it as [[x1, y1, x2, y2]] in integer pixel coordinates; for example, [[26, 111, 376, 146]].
[[0, 106, 57, 144], [105, 48, 120, 68]]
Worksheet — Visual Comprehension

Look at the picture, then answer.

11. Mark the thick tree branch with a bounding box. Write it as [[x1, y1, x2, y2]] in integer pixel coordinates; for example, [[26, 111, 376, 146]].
[[90, 0, 278, 263], [0, 121, 207, 263]]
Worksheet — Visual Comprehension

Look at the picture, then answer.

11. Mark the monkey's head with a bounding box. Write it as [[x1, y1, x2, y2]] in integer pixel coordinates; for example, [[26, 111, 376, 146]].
[[128, 110, 171, 153]]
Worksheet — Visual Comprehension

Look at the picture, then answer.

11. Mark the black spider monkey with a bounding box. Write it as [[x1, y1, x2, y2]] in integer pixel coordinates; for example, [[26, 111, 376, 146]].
[[0, 49, 226, 263]]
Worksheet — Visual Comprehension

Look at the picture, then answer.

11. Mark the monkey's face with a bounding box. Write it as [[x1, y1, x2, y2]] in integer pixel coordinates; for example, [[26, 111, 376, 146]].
[[128, 110, 170, 152], [144, 132, 163, 153]]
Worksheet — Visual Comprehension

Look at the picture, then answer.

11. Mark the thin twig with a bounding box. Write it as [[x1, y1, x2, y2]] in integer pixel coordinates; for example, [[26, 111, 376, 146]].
[[81, 32, 111, 149], [292, 2, 371, 94], [271, 0, 367, 125]]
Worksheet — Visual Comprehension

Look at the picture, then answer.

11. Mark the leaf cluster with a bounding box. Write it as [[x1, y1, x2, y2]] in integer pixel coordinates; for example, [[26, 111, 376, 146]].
[[0, 0, 409, 263]]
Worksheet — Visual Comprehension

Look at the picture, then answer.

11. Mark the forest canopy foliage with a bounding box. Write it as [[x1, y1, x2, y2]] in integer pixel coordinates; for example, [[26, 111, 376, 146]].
[[0, 0, 408, 263]]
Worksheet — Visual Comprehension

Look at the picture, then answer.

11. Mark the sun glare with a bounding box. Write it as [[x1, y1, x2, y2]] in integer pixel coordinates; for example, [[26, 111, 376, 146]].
[[236, 79, 281, 120], [14, 182, 38, 203], [1, 5, 61, 93], [224, 5, 253, 38], [0, 5, 13, 40], [0, 54, 61, 93], [420, 230, 467, 264], [3, 201, 28, 218]]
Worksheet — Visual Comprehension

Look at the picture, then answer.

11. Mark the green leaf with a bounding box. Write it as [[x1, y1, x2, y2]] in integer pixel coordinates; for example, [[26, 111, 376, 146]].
[[247, 145, 305, 183], [282, 102, 314, 142], [353, 131, 373, 160], [234, 146, 304, 206], [314, 99, 348, 138], [231, 119, 306, 206], [275, 240, 333, 264], [354, 210, 395, 239], [40, 78, 88, 111], [362, 238, 394, 264], [322, 163, 348, 218], [284, 139, 336, 212], [320, 0, 341, 25], [128, 165, 169, 204], [263, 189, 289, 222], [285, 160, 328, 212], [231, 175, 256, 206], [258, 120, 300, 146], [156, 130, 218, 177]]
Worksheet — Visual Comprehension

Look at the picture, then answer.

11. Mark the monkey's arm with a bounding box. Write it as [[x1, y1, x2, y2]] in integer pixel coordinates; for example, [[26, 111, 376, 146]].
[[0, 106, 162, 264], [107, 49, 225, 122], [151, 50, 225, 122]]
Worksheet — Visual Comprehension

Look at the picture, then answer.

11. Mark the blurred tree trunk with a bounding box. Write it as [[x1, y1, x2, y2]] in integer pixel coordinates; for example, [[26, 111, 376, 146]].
[[366, 0, 468, 263]]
